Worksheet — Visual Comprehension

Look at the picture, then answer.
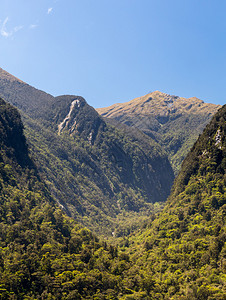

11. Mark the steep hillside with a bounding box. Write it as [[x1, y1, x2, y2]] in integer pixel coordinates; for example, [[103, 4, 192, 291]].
[[123, 104, 226, 299], [24, 95, 174, 236], [0, 97, 151, 299], [97, 91, 221, 173], [0, 67, 54, 119], [0, 68, 174, 236], [0, 70, 225, 299]]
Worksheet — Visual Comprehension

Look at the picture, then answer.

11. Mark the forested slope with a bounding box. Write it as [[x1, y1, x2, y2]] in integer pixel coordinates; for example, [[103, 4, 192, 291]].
[[0, 68, 174, 236], [0, 69, 225, 300], [124, 104, 226, 299], [0, 97, 139, 299]]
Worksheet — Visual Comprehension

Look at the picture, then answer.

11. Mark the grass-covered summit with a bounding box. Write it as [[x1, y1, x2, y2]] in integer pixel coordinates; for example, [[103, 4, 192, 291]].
[[97, 91, 221, 173]]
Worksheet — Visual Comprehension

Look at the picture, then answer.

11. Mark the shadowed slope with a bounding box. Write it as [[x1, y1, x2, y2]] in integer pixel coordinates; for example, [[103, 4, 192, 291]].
[[0, 68, 175, 236]]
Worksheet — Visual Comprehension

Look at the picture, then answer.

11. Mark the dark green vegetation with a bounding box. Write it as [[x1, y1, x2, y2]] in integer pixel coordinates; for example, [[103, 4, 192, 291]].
[[124, 104, 226, 299], [97, 91, 221, 174], [0, 67, 225, 299], [0, 97, 145, 299], [0, 68, 174, 236]]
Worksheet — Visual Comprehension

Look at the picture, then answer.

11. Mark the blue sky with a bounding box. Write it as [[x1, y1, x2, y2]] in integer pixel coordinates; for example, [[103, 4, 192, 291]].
[[0, 0, 226, 108]]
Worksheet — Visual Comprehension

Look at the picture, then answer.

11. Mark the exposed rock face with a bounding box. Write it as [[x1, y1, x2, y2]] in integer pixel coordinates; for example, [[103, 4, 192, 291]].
[[53, 95, 106, 144], [97, 91, 221, 173], [58, 99, 80, 134]]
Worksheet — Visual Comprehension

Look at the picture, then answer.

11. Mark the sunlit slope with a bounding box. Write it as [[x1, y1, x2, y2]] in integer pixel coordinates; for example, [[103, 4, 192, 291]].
[[126, 104, 226, 299], [0, 98, 137, 299], [97, 91, 221, 173]]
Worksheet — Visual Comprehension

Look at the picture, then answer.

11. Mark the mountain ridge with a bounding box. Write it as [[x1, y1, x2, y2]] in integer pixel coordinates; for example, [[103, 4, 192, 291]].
[[123, 103, 226, 299], [0, 67, 54, 119], [97, 91, 219, 115], [97, 91, 221, 173], [0, 68, 225, 299], [0, 68, 174, 236]]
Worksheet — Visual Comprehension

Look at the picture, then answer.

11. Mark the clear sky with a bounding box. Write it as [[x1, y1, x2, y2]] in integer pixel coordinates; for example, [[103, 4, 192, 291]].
[[0, 0, 226, 108]]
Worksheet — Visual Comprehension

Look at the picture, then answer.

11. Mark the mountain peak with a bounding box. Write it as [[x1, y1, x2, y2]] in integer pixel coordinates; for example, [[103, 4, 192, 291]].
[[97, 92, 221, 173], [98, 91, 220, 119]]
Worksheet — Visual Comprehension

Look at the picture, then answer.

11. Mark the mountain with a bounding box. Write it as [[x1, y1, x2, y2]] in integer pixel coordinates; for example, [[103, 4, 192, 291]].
[[122, 104, 226, 299], [0, 98, 139, 299], [0, 67, 54, 120], [0, 68, 225, 299], [0, 68, 174, 236], [25, 95, 175, 235], [97, 91, 221, 174]]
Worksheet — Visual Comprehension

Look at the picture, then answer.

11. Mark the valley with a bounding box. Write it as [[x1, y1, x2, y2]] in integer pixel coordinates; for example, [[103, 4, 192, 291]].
[[0, 67, 225, 299], [0, 68, 174, 237]]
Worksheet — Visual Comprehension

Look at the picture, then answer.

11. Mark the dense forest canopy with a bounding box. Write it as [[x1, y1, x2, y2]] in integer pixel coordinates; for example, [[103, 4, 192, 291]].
[[0, 97, 138, 299], [0, 67, 225, 299], [124, 104, 226, 299]]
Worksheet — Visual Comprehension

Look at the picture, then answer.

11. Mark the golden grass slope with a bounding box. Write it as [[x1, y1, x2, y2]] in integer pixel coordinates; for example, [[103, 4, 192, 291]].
[[97, 91, 220, 118], [97, 91, 221, 174]]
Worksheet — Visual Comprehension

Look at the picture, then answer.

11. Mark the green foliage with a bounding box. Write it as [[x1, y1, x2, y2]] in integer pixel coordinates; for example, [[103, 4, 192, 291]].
[[123, 105, 226, 299], [22, 95, 174, 237], [0, 97, 134, 299], [0, 71, 175, 237], [1, 69, 225, 299]]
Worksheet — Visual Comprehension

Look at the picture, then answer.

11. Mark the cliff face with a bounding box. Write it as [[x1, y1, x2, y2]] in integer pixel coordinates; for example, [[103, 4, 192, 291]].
[[97, 91, 221, 173], [52, 95, 106, 144]]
